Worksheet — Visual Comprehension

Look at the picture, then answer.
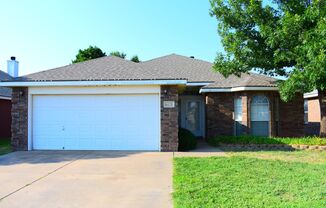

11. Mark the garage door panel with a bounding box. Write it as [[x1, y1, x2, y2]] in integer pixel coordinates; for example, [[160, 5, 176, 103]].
[[32, 94, 160, 150]]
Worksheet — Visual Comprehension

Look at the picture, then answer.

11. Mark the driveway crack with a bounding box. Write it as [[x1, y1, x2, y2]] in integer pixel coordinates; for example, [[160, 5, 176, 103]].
[[0, 152, 90, 201]]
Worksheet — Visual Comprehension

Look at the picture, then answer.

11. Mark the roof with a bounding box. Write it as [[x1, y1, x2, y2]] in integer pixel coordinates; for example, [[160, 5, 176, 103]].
[[0, 70, 12, 98], [201, 73, 278, 89], [5, 54, 278, 89]]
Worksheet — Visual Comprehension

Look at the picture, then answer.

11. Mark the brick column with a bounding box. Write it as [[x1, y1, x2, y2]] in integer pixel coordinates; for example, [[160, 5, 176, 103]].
[[269, 94, 276, 137], [11, 87, 28, 151], [241, 94, 249, 134], [160, 85, 179, 151]]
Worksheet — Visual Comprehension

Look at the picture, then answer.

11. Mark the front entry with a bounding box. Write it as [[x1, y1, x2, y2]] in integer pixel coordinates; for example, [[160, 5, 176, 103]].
[[180, 96, 205, 137]]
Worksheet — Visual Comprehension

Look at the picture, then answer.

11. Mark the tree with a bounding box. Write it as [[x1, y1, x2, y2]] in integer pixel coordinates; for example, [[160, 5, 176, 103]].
[[72, 46, 106, 63], [210, 0, 326, 137], [110, 51, 127, 59], [130, 55, 140, 63]]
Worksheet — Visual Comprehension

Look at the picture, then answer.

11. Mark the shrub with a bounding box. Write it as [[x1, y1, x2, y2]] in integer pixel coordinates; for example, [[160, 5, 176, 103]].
[[207, 136, 326, 146], [178, 128, 197, 151]]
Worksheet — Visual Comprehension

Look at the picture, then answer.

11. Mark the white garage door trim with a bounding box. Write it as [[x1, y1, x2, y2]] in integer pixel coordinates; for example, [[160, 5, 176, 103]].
[[27, 85, 161, 151]]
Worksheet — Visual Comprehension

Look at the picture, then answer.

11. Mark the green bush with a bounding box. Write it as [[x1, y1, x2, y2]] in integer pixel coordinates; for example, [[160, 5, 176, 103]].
[[178, 128, 197, 151], [207, 135, 326, 146]]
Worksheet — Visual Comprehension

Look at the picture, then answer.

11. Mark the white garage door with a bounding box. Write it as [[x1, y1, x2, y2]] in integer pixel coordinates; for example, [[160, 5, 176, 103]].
[[32, 94, 160, 150]]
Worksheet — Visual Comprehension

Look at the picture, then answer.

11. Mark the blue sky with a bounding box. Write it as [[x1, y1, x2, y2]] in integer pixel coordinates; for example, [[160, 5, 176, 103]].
[[0, 0, 222, 76]]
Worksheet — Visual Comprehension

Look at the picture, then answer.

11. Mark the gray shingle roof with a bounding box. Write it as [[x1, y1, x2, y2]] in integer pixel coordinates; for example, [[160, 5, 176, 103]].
[[13, 54, 277, 88], [0, 70, 12, 97], [201, 73, 278, 89]]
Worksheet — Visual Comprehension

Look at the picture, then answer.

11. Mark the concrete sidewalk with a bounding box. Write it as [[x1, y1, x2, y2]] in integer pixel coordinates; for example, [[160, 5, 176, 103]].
[[174, 141, 226, 157]]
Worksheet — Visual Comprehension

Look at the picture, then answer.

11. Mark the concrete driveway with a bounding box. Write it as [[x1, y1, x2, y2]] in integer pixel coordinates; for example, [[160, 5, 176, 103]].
[[0, 151, 173, 208]]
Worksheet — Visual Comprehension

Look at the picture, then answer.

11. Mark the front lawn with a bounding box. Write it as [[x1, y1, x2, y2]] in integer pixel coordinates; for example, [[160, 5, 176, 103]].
[[207, 136, 326, 146], [173, 151, 326, 208], [0, 138, 12, 155]]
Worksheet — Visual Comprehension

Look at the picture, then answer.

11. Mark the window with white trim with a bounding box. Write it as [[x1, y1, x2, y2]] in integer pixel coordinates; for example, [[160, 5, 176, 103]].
[[234, 97, 242, 136], [250, 95, 270, 136]]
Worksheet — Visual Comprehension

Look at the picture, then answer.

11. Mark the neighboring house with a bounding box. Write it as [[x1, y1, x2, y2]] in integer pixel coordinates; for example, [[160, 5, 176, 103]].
[[0, 70, 12, 138], [304, 90, 320, 136], [0, 54, 304, 151]]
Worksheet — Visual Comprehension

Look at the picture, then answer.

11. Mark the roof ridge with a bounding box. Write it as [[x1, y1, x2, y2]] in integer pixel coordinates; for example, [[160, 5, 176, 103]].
[[22, 55, 135, 78], [141, 53, 213, 65], [141, 53, 177, 63], [248, 72, 279, 81]]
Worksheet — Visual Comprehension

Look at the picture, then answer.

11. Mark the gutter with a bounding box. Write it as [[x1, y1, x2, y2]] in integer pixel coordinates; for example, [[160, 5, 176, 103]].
[[0, 79, 187, 87], [186, 82, 212, 86], [304, 90, 318, 99], [200, 86, 279, 93], [0, 96, 11, 100]]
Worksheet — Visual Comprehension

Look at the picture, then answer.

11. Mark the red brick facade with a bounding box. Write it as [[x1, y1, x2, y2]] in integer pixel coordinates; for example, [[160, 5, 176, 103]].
[[278, 93, 304, 137], [205, 91, 304, 138], [0, 99, 11, 138], [205, 93, 234, 138], [160, 85, 179, 151], [9, 86, 304, 152]]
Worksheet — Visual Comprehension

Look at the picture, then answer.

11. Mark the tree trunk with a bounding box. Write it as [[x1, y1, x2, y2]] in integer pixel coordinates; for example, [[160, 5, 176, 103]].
[[318, 90, 326, 138]]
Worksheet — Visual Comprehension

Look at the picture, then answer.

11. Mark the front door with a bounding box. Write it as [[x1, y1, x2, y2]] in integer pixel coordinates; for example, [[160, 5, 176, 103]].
[[180, 96, 205, 137]]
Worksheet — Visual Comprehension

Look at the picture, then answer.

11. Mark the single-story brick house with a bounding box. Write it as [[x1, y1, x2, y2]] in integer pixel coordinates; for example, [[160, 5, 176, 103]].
[[0, 70, 12, 139], [0, 54, 304, 151], [304, 90, 320, 136]]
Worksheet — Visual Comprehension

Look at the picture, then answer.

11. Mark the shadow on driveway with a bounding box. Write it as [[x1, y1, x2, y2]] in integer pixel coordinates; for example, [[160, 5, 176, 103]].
[[0, 150, 154, 166]]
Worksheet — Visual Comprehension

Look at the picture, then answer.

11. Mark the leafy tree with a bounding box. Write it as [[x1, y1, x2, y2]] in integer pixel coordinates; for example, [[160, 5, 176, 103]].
[[130, 55, 140, 63], [110, 51, 127, 59], [72, 46, 106, 63], [210, 0, 326, 137]]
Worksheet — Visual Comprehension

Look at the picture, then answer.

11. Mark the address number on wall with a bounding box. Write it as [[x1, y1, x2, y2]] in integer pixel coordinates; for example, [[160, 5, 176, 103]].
[[163, 101, 175, 108]]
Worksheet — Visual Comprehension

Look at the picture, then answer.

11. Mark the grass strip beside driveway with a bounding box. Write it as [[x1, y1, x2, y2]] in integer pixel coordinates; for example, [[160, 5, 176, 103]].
[[0, 138, 12, 155], [173, 151, 326, 208]]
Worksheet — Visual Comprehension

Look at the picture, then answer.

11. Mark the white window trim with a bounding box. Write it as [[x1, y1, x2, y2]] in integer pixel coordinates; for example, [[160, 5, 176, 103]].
[[234, 97, 243, 136]]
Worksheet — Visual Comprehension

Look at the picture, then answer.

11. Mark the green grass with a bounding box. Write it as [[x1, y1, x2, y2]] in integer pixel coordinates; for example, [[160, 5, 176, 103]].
[[173, 151, 326, 208], [207, 136, 326, 146], [0, 138, 12, 155]]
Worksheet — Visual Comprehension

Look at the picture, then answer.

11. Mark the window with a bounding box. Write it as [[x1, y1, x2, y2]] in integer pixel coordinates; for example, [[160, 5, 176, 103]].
[[234, 97, 242, 136], [304, 100, 308, 124], [250, 95, 270, 136]]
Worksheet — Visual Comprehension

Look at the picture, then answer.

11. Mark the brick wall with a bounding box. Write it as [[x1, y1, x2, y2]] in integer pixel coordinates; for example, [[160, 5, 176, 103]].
[[205, 91, 304, 138], [0, 99, 11, 138], [160, 85, 179, 151], [11, 87, 28, 151], [278, 93, 304, 137], [205, 93, 234, 138]]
